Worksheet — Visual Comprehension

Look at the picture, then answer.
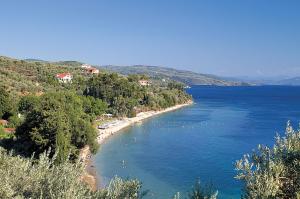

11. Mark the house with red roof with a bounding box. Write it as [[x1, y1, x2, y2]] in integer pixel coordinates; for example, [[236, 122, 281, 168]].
[[55, 72, 72, 83]]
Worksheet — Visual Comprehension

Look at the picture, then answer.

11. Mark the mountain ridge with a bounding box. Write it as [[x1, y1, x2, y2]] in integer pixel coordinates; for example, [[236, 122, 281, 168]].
[[22, 58, 248, 86], [99, 65, 248, 86]]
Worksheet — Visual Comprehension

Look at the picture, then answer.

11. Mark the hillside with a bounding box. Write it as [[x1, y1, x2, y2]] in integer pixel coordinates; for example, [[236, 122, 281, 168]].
[[0, 56, 83, 95], [1, 55, 247, 91], [100, 65, 246, 86]]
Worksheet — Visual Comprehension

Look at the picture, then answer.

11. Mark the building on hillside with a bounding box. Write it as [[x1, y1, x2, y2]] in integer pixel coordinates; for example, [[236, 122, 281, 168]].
[[0, 119, 8, 126], [55, 72, 72, 83], [81, 64, 92, 69], [139, 79, 151, 86], [86, 67, 99, 74]]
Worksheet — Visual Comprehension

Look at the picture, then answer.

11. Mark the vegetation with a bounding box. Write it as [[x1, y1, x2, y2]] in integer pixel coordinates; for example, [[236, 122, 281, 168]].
[[0, 55, 191, 164], [0, 87, 15, 119], [0, 56, 87, 95], [0, 148, 145, 199], [15, 91, 107, 161], [84, 73, 191, 117], [100, 65, 246, 86], [187, 181, 218, 199], [6, 56, 299, 198], [235, 122, 300, 199], [0, 146, 221, 199]]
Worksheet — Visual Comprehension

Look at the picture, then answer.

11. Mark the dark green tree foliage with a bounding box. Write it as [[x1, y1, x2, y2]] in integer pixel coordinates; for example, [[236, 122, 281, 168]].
[[82, 95, 108, 118], [0, 87, 15, 119], [85, 73, 143, 105], [84, 73, 144, 117], [18, 94, 40, 114], [16, 91, 107, 161], [7, 114, 22, 128], [168, 81, 185, 91], [85, 73, 191, 117]]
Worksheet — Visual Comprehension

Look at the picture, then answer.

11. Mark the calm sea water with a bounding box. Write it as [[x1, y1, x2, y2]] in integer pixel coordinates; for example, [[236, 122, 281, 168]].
[[93, 86, 300, 199]]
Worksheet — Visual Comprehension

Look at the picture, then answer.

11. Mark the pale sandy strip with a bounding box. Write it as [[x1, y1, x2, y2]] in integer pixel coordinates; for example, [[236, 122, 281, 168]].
[[80, 101, 193, 190], [96, 101, 193, 144]]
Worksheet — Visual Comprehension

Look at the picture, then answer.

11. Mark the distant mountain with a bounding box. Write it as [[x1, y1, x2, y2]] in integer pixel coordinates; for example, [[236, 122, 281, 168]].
[[99, 65, 247, 86], [273, 77, 300, 86], [229, 76, 300, 86], [23, 58, 248, 86], [23, 58, 48, 62]]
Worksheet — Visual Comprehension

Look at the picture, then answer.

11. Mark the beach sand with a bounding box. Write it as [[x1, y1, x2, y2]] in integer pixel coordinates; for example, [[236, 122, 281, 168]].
[[80, 101, 193, 190]]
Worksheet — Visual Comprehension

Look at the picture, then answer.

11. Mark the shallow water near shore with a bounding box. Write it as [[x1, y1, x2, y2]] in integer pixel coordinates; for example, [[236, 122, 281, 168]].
[[93, 86, 300, 199]]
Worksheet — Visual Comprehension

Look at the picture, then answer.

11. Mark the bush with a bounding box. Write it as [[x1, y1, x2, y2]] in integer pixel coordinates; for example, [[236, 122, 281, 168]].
[[0, 148, 144, 199], [235, 122, 300, 199]]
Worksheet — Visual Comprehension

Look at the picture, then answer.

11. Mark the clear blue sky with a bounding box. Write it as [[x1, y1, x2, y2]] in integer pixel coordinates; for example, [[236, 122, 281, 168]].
[[0, 0, 299, 77]]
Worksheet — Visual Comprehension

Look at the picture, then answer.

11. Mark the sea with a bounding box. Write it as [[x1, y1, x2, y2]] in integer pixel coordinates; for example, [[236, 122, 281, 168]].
[[93, 86, 300, 199]]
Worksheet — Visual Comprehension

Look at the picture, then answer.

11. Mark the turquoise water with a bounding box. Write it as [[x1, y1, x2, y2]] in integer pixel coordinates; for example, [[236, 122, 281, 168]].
[[93, 86, 300, 199]]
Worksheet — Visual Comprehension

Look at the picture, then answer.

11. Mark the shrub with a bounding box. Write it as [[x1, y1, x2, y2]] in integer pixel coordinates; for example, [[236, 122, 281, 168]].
[[0, 148, 144, 199], [235, 122, 300, 199]]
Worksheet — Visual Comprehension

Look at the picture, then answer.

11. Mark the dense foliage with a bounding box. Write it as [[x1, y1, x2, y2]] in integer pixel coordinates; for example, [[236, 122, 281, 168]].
[[15, 91, 107, 161], [0, 147, 221, 199], [0, 87, 15, 119], [0, 148, 144, 199], [235, 122, 300, 199], [84, 73, 191, 117]]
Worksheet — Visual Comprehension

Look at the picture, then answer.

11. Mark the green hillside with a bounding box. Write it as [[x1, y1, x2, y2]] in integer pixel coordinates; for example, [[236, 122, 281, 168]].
[[100, 65, 247, 86], [0, 56, 83, 95]]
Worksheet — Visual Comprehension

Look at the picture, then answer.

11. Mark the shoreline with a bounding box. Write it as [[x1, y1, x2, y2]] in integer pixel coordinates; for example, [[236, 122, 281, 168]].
[[80, 100, 193, 190], [96, 100, 193, 145]]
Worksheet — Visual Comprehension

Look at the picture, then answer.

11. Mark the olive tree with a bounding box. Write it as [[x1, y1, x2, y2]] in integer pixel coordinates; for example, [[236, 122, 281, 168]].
[[235, 122, 300, 199], [0, 148, 144, 199]]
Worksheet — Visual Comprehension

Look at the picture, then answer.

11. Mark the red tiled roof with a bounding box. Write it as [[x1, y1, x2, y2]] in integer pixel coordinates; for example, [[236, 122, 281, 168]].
[[56, 73, 71, 78]]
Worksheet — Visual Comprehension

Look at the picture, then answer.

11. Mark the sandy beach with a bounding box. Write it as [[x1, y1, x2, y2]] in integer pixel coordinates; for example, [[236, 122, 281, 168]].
[[96, 101, 193, 145], [80, 100, 193, 190]]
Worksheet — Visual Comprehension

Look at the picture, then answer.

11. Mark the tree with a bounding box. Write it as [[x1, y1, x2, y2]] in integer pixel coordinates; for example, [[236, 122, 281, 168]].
[[16, 91, 99, 159], [188, 181, 218, 199], [172, 181, 218, 199], [82, 96, 108, 117], [235, 122, 300, 199], [18, 94, 40, 114], [72, 118, 99, 153], [168, 81, 185, 91], [0, 148, 145, 199], [0, 87, 14, 119]]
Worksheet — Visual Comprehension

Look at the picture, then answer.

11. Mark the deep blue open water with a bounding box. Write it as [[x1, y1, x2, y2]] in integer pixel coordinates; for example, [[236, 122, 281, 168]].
[[93, 86, 300, 199]]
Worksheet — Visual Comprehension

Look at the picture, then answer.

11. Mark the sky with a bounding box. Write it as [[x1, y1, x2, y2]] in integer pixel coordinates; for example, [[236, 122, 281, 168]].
[[0, 0, 299, 77]]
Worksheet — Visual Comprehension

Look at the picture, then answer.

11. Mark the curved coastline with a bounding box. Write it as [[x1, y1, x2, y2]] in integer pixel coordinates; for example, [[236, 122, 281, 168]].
[[80, 100, 194, 190]]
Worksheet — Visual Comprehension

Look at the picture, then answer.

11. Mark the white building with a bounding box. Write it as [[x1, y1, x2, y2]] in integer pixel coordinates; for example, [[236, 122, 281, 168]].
[[139, 79, 151, 86], [56, 73, 72, 83], [81, 64, 92, 69]]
